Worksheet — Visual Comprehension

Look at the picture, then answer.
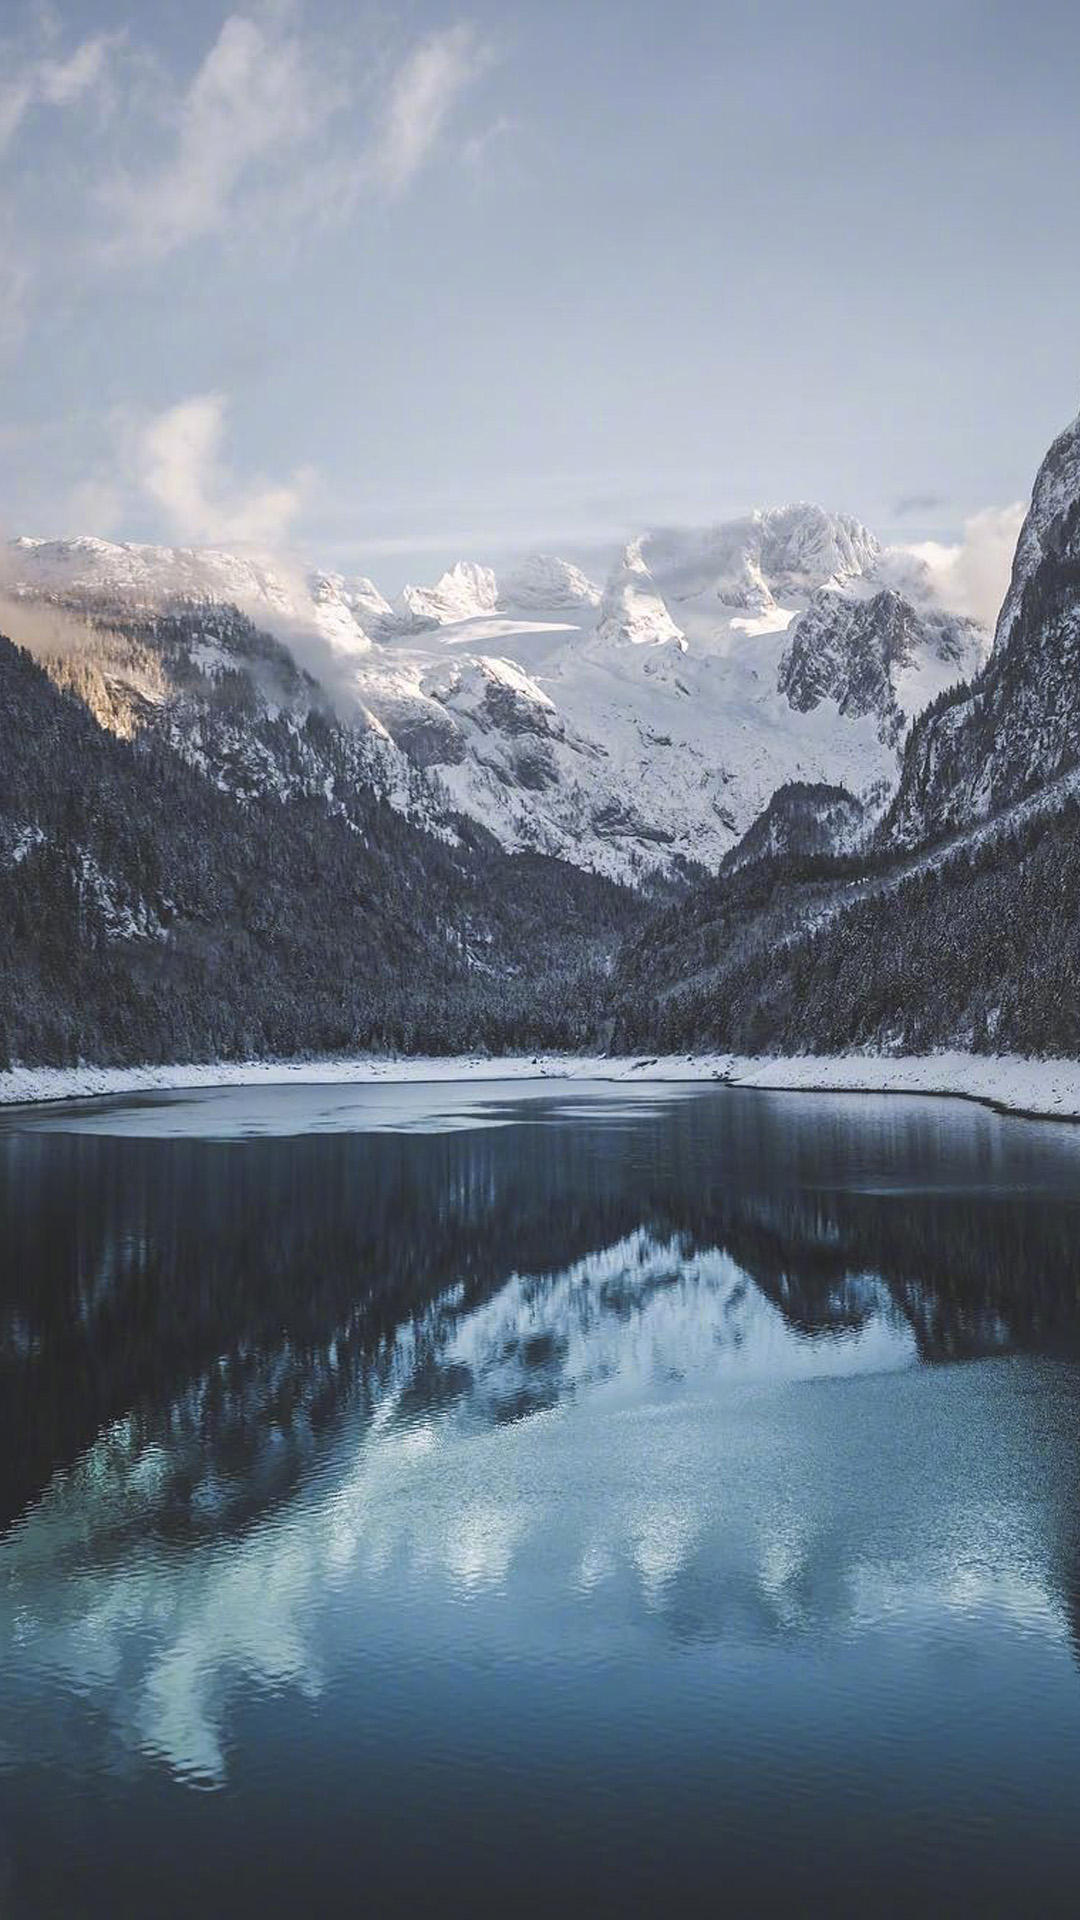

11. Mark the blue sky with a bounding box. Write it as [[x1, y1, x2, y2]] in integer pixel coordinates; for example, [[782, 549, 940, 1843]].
[[1, 0, 1078, 592]]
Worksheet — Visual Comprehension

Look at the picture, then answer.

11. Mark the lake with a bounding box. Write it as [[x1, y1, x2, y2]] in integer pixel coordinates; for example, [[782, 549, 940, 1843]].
[[3, 1078, 1080, 1916]]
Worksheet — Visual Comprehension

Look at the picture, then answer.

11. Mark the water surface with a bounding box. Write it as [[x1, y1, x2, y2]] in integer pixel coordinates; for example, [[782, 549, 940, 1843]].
[[3, 1081, 1080, 1915]]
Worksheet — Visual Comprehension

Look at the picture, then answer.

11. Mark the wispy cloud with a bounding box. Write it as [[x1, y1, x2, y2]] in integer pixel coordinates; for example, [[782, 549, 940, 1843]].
[[0, 3, 505, 375], [369, 24, 493, 195], [906, 502, 1027, 631], [100, 11, 347, 260], [461, 112, 519, 174], [96, 10, 497, 260], [138, 394, 313, 549], [0, 24, 118, 153], [0, 12, 122, 344]]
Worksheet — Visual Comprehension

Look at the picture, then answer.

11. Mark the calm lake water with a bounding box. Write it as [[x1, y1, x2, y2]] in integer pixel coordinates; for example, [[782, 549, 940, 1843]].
[[4, 1078, 1080, 1916]]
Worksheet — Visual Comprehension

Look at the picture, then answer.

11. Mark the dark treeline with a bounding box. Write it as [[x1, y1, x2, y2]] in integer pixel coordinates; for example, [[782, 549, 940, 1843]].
[[613, 794, 1080, 1057]]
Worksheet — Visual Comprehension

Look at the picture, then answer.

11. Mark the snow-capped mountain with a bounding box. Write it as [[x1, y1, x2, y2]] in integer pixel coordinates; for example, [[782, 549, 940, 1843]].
[[501, 555, 601, 613], [339, 508, 985, 880], [3, 502, 990, 884], [387, 560, 501, 633], [779, 587, 984, 749], [598, 506, 882, 647], [613, 404, 1080, 1062]]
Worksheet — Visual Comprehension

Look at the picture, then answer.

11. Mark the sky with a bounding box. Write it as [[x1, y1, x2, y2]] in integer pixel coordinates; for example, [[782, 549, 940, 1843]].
[[1, 0, 1078, 600]]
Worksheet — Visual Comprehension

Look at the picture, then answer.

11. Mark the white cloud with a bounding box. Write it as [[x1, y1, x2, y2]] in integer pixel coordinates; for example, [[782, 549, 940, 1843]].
[[138, 394, 312, 549], [0, 27, 117, 152], [461, 112, 518, 173], [0, 15, 122, 348], [906, 503, 1026, 633], [101, 11, 347, 259], [369, 24, 492, 195], [98, 12, 496, 259]]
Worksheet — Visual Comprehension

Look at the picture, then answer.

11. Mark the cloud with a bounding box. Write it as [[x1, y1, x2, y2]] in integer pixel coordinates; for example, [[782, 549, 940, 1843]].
[[0, 590, 120, 662], [97, 12, 496, 260], [369, 24, 492, 195], [461, 113, 518, 173], [101, 11, 347, 260], [906, 502, 1026, 632], [138, 394, 312, 549], [0, 14, 121, 341], [0, 26, 118, 153]]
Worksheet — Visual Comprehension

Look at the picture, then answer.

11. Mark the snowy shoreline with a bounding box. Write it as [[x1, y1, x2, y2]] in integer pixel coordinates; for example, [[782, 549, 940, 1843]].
[[4, 1048, 1080, 1126]]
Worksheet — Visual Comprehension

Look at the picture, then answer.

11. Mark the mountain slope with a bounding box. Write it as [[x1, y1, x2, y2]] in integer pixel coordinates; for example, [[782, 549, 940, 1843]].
[[612, 405, 1080, 1059], [340, 508, 986, 882], [5, 503, 989, 885], [0, 629, 645, 1068], [884, 410, 1080, 847]]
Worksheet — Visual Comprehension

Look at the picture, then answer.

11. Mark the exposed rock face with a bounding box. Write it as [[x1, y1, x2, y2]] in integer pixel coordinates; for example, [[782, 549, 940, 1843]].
[[885, 410, 1080, 847], [426, 657, 564, 741], [779, 588, 983, 749]]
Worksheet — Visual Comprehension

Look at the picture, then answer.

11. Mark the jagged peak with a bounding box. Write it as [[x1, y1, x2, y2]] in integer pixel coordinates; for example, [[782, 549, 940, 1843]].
[[995, 405, 1080, 654]]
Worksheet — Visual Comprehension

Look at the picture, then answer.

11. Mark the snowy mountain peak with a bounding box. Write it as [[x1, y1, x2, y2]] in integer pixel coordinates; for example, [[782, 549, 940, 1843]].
[[756, 503, 881, 595], [500, 555, 601, 612], [4, 535, 379, 658], [3, 496, 989, 886], [392, 561, 500, 632], [590, 504, 882, 655], [309, 570, 391, 623], [594, 540, 689, 649]]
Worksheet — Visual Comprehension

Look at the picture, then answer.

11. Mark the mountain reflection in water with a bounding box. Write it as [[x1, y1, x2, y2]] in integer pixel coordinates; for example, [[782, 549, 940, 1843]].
[[4, 1083, 1080, 1912]]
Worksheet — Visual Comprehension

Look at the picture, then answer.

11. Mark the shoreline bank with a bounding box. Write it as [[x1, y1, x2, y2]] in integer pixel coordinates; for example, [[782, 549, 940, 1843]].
[[4, 1048, 1080, 1126]]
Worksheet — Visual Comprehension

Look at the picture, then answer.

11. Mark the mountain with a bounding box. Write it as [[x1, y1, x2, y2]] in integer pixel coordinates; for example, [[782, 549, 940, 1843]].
[[778, 587, 984, 750], [4, 503, 988, 886], [501, 555, 601, 613], [387, 560, 501, 633], [612, 406, 1080, 1060], [718, 782, 870, 876], [5, 408, 1078, 1073], [32, 598, 439, 830], [5, 535, 373, 658], [883, 410, 1080, 847], [0, 620, 646, 1070]]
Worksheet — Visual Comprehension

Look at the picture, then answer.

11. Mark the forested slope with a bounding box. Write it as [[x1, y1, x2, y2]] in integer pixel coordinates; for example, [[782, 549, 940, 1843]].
[[0, 634, 642, 1067]]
